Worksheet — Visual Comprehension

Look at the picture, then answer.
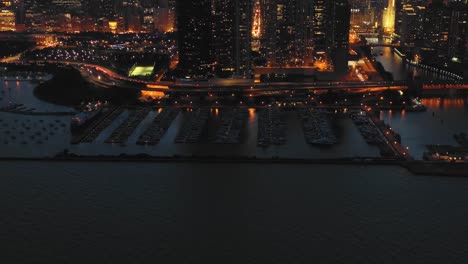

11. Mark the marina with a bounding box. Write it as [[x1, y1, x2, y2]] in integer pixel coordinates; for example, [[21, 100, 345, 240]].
[[298, 108, 338, 146], [0, 79, 466, 163], [213, 108, 248, 144], [75, 106, 125, 144], [137, 108, 179, 145], [351, 111, 398, 158], [175, 108, 209, 144], [105, 107, 151, 144], [257, 107, 287, 147]]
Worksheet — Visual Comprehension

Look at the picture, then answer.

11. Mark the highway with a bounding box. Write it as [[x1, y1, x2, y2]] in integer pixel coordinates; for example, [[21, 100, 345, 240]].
[[73, 62, 468, 92], [9, 60, 468, 93]]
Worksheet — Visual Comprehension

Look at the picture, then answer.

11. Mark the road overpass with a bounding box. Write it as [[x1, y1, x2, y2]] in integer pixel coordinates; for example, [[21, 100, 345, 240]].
[[9, 60, 468, 93]]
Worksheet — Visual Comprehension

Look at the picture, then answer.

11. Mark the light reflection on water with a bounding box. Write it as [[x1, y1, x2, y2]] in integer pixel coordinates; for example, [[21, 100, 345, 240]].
[[422, 98, 467, 110], [374, 46, 455, 81], [248, 108, 256, 124], [381, 97, 468, 159]]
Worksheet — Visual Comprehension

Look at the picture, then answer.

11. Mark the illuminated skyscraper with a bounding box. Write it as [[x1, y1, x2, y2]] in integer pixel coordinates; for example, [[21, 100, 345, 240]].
[[255, 0, 350, 70], [312, 0, 328, 55], [176, 0, 251, 76], [382, 0, 396, 33], [252, 0, 261, 51], [423, 0, 452, 62], [0, 10, 16, 31], [260, 0, 306, 66]]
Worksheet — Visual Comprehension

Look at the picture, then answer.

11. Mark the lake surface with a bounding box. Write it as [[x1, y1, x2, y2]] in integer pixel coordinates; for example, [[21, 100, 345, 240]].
[[2, 161, 468, 263], [381, 97, 468, 159]]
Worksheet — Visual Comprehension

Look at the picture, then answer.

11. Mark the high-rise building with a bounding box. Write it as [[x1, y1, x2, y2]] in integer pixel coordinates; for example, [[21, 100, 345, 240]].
[[448, 1, 468, 64], [258, 0, 300, 66], [423, 0, 452, 62], [152, 0, 176, 33], [0, 9, 16, 31], [257, 0, 350, 71], [312, 0, 329, 55], [329, 0, 351, 72], [382, 0, 396, 33], [399, 5, 425, 48], [211, 0, 252, 76], [176, 0, 252, 76], [176, 0, 212, 73], [258, 0, 319, 67]]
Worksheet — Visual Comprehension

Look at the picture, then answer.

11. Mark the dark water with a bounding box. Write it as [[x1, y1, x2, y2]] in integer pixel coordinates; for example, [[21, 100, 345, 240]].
[[381, 97, 468, 159], [2, 161, 468, 263], [373, 46, 454, 81]]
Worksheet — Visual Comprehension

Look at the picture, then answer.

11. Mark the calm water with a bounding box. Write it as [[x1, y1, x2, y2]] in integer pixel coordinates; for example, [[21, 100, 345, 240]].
[[2, 161, 468, 263], [381, 97, 468, 159], [373, 46, 454, 81]]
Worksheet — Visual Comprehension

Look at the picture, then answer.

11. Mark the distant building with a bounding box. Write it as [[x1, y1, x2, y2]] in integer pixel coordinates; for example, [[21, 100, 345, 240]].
[[0, 10, 16, 31], [382, 0, 396, 33]]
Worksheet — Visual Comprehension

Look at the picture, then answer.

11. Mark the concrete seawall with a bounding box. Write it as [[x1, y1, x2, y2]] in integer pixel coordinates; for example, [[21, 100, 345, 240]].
[[1, 155, 467, 176]]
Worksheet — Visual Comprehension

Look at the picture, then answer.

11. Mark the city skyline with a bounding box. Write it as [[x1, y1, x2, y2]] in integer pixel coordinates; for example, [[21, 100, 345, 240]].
[[1, 1, 468, 262]]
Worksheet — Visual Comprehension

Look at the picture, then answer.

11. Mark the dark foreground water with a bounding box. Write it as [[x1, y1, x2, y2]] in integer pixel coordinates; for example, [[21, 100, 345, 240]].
[[2, 161, 468, 263]]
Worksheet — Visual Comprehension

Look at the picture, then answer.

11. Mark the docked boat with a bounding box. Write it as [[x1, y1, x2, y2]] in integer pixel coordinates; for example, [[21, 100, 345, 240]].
[[71, 101, 107, 131]]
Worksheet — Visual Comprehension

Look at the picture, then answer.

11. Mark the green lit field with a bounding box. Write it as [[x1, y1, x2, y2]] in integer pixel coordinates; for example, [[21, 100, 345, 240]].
[[129, 66, 154, 77]]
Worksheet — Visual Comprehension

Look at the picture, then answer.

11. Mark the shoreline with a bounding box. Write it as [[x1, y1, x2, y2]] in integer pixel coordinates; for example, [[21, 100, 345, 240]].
[[0, 155, 466, 177]]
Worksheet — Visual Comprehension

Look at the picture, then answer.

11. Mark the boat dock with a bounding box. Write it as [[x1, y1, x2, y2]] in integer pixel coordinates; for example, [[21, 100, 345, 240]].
[[136, 108, 179, 145], [298, 108, 338, 146], [175, 108, 209, 144], [72, 106, 125, 144], [105, 107, 152, 144], [214, 108, 248, 144], [257, 107, 287, 147]]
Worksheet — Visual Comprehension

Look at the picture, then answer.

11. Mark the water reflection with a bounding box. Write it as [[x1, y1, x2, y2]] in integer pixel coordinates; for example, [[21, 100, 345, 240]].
[[374, 46, 456, 81], [401, 109, 406, 120], [248, 108, 256, 124], [422, 98, 466, 110], [381, 97, 468, 159]]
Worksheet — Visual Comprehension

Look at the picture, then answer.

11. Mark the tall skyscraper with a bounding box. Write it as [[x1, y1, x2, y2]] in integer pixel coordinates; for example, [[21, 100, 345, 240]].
[[211, 0, 252, 76], [176, 0, 212, 73], [176, 0, 252, 76], [0, 9, 16, 31], [258, 0, 311, 66], [329, 0, 351, 72], [382, 0, 396, 33], [399, 5, 425, 48], [448, 1, 468, 64], [423, 0, 451, 61], [175, 0, 351, 75], [312, 0, 329, 55]]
